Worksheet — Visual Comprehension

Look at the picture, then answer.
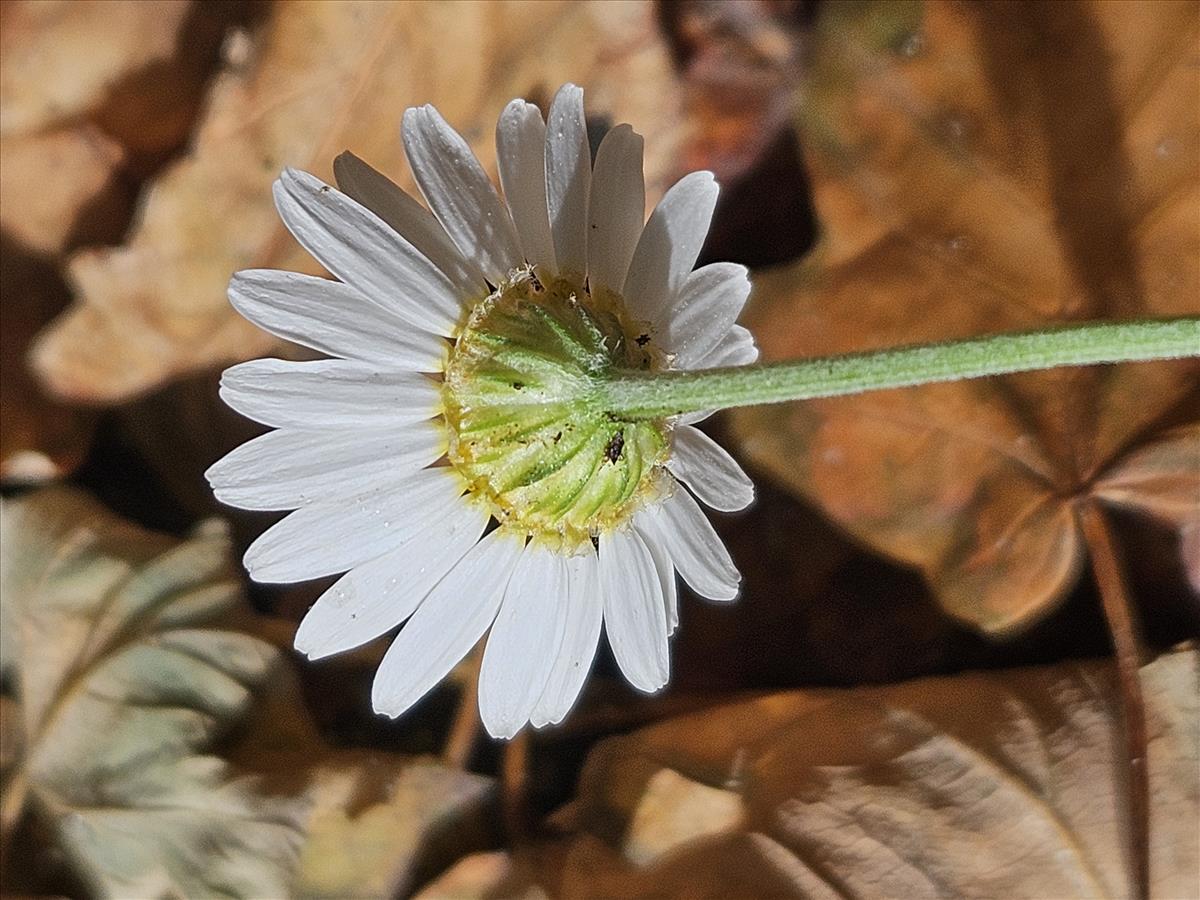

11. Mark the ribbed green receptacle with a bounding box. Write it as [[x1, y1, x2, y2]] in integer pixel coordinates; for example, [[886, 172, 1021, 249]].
[[443, 270, 669, 548]]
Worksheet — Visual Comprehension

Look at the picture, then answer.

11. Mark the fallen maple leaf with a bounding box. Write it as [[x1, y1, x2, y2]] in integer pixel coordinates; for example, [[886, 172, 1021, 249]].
[[732, 0, 1200, 634], [533, 650, 1199, 899], [31, 0, 691, 404]]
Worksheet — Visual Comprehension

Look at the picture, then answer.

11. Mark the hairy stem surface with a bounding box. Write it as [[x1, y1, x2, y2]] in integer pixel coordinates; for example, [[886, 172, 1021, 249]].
[[603, 317, 1200, 419]]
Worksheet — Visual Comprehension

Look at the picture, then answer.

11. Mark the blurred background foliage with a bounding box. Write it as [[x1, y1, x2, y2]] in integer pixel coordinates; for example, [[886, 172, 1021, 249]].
[[1, 1, 1196, 897]]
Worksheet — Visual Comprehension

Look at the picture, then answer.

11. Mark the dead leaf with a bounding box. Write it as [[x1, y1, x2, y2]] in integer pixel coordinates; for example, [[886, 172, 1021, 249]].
[[534, 649, 1199, 899], [288, 753, 497, 899], [1094, 423, 1200, 589], [0, 487, 304, 897], [0, 126, 127, 255], [0, 0, 242, 482], [32, 0, 691, 404], [0, 241, 96, 484], [223, 613, 500, 899], [660, 0, 801, 183], [0, 698, 21, 784], [1093, 423, 1200, 527], [0, 0, 192, 137], [0, 0, 237, 156], [660, 0, 820, 270], [732, 0, 1200, 633], [414, 851, 549, 900]]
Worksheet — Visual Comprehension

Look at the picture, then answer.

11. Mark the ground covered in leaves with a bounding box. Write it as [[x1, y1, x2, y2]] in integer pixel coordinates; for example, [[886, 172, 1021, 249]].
[[1, 1, 1197, 897]]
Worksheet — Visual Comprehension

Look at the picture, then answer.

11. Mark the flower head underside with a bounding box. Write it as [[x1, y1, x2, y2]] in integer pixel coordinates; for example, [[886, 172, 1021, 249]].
[[207, 84, 758, 738]]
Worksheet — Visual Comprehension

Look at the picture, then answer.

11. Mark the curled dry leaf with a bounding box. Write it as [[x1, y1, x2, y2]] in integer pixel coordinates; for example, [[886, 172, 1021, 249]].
[[414, 851, 548, 900], [0, 0, 228, 252], [1, 0, 235, 482], [536, 650, 1199, 899], [0, 242, 97, 484], [286, 753, 497, 899], [32, 0, 690, 403], [732, 0, 1200, 633], [0, 0, 192, 138], [1093, 423, 1200, 591], [660, 0, 801, 183], [0, 487, 304, 897], [0, 125, 126, 256]]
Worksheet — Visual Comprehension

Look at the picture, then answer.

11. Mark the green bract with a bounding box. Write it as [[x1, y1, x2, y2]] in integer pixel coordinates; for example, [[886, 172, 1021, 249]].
[[443, 269, 670, 549]]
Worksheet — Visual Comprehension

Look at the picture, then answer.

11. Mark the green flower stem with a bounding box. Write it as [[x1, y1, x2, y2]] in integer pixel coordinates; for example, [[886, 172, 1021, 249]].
[[603, 317, 1200, 420]]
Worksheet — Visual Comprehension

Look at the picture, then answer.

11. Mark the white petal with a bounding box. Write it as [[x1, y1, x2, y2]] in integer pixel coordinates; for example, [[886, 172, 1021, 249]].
[[661, 263, 751, 368], [478, 543, 571, 738], [668, 425, 755, 512], [274, 169, 463, 335], [623, 171, 719, 326], [294, 499, 489, 659], [220, 359, 441, 429], [228, 270, 447, 371], [372, 529, 524, 718], [496, 100, 556, 273], [639, 488, 741, 602], [206, 421, 446, 512], [531, 545, 603, 727], [635, 516, 679, 635], [688, 323, 759, 370], [587, 124, 645, 295], [242, 466, 465, 583], [599, 528, 669, 693], [402, 105, 523, 284], [333, 151, 487, 298], [545, 84, 591, 276]]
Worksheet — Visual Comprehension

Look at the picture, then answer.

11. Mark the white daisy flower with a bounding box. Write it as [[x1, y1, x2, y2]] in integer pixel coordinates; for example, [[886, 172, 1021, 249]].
[[207, 84, 758, 739]]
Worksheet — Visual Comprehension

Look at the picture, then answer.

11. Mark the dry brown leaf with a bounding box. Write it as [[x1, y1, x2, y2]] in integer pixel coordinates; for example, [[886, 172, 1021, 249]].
[[732, 0, 1200, 633], [660, 1, 820, 270], [0, 126, 126, 255], [534, 650, 1199, 899], [227, 624, 501, 899], [660, 0, 801, 183], [0, 242, 95, 483], [0, 0, 234, 159], [289, 753, 497, 899], [1, 0, 239, 482], [0, 697, 21, 785], [0, 0, 192, 138], [1094, 424, 1200, 548], [1095, 421, 1200, 592], [414, 851, 548, 900], [32, 0, 690, 404]]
